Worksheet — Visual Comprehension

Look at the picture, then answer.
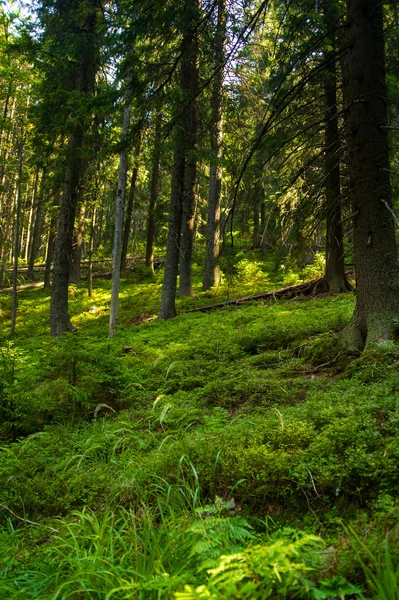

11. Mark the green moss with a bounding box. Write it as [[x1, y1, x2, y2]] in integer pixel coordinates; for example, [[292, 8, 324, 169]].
[[1, 270, 398, 597]]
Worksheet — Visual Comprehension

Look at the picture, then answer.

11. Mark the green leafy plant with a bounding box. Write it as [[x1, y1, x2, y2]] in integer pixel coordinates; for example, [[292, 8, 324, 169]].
[[350, 531, 399, 600], [175, 530, 360, 599]]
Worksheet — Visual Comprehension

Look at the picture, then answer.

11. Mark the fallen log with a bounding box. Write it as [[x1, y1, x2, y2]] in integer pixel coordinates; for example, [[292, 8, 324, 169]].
[[5, 255, 165, 274], [0, 260, 164, 291], [183, 277, 328, 313], [0, 282, 45, 293]]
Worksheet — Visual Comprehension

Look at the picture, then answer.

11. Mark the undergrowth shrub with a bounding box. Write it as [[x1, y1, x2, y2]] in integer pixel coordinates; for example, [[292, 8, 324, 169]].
[[234, 258, 269, 287], [300, 253, 326, 281], [2, 283, 397, 598], [175, 528, 360, 600]]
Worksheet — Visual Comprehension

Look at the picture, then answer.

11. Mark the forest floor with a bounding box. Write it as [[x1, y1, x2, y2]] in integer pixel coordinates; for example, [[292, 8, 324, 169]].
[[0, 256, 399, 598]]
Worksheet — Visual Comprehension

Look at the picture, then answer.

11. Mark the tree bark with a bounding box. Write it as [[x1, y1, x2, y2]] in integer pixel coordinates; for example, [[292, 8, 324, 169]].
[[342, 0, 399, 350], [50, 127, 85, 334], [158, 131, 185, 319], [24, 167, 38, 262], [145, 111, 162, 272], [109, 98, 131, 338], [44, 223, 56, 290], [69, 201, 85, 286], [159, 0, 200, 316], [179, 0, 200, 297], [87, 206, 95, 297], [27, 168, 46, 280], [252, 192, 262, 249], [203, 0, 226, 290], [323, 0, 351, 293], [50, 0, 98, 336], [120, 127, 141, 274], [0, 183, 15, 285], [11, 129, 23, 336]]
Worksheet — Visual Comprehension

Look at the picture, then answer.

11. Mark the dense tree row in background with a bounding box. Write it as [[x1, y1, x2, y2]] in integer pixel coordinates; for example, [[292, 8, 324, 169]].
[[1, 0, 399, 349]]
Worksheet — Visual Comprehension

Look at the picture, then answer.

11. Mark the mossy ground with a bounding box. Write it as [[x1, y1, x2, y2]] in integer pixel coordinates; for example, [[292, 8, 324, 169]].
[[0, 257, 398, 598]]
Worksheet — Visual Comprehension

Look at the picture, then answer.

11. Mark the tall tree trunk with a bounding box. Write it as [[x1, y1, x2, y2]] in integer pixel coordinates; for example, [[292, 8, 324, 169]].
[[109, 98, 131, 338], [24, 169, 38, 262], [252, 197, 261, 249], [120, 127, 141, 274], [27, 168, 45, 279], [50, 127, 85, 334], [260, 198, 269, 258], [342, 0, 399, 349], [50, 0, 98, 336], [0, 96, 16, 211], [179, 0, 200, 297], [0, 187, 14, 285], [87, 206, 95, 297], [44, 191, 61, 290], [145, 112, 162, 272], [323, 0, 351, 293], [203, 0, 226, 291], [159, 134, 185, 319], [0, 91, 10, 152], [11, 129, 23, 336], [159, 0, 200, 316], [44, 220, 56, 290], [69, 201, 85, 285]]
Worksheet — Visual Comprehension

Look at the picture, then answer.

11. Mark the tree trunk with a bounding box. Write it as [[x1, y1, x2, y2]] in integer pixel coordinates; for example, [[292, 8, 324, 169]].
[[322, 0, 351, 293], [44, 222, 56, 290], [88, 207, 95, 297], [0, 186, 14, 285], [342, 0, 399, 350], [158, 133, 185, 319], [179, 0, 200, 297], [24, 170, 37, 262], [11, 130, 23, 336], [69, 201, 85, 286], [120, 127, 141, 274], [50, 0, 98, 336], [252, 195, 262, 249], [50, 127, 85, 335], [159, 0, 200, 316], [145, 112, 162, 272], [44, 192, 60, 290], [203, 0, 226, 291], [27, 168, 46, 280], [109, 99, 131, 338]]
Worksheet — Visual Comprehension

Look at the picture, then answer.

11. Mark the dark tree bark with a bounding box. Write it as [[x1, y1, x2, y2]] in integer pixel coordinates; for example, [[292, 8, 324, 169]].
[[260, 198, 269, 258], [109, 97, 131, 338], [87, 207, 95, 297], [203, 0, 226, 290], [11, 129, 23, 336], [69, 202, 85, 286], [342, 0, 399, 350], [50, 125, 85, 334], [44, 222, 56, 290], [179, 0, 200, 297], [158, 130, 185, 319], [50, 0, 98, 336], [323, 0, 351, 293], [120, 127, 142, 274], [44, 193, 61, 290], [252, 194, 262, 249], [145, 112, 162, 272], [159, 0, 200, 317], [28, 169, 47, 280], [25, 166, 39, 265]]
